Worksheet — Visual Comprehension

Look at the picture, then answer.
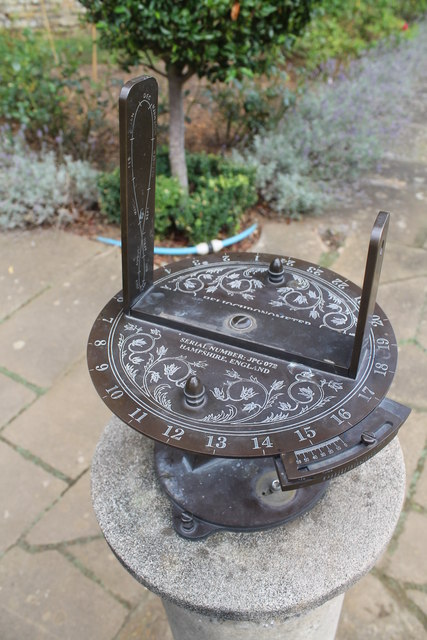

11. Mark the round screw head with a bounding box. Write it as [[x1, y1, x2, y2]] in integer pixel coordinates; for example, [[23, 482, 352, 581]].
[[229, 314, 253, 331], [361, 432, 377, 446], [184, 375, 206, 407]]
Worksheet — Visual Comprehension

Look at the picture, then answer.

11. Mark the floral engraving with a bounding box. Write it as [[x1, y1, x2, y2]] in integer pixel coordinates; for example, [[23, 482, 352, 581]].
[[117, 324, 344, 425], [118, 323, 207, 411], [270, 274, 357, 333], [203, 369, 342, 424], [160, 265, 265, 301]]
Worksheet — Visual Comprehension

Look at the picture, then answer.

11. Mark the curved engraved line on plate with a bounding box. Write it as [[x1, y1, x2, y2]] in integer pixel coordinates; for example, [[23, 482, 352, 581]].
[[118, 329, 197, 408], [107, 310, 380, 437], [131, 99, 155, 292], [155, 262, 263, 287], [272, 279, 356, 332], [203, 371, 343, 426], [108, 309, 374, 434], [155, 259, 360, 324], [173, 265, 266, 299]]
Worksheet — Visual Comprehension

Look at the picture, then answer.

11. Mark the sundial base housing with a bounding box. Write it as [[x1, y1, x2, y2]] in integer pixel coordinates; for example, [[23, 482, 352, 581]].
[[155, 445, 329, 539], [87, 76, 410, 540]]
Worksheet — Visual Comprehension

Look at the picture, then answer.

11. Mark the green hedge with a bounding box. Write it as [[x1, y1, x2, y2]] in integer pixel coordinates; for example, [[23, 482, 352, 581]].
[[97, 151, 257, 244], [295, 0, 414, 72]]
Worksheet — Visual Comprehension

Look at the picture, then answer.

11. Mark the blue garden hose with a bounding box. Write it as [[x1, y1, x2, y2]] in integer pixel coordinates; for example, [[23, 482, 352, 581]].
[[96, 222, 258, 255]]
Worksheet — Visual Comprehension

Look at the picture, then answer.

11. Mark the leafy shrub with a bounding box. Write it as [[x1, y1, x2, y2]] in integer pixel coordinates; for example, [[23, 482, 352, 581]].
[[395, 0, 427, 20], [175, 170, 256, 242], [97, 151, 257, 243], [295, 0, 408, 73], [0, 28, 119, 163], [0, 29, 76, 137], [237, 25, 427, 217], [97, 167, 120, 223], [0, 129, 99, 229], [98, 169, 183, 237], [155, 175, 185, 237], [203, 74, 295, 147]]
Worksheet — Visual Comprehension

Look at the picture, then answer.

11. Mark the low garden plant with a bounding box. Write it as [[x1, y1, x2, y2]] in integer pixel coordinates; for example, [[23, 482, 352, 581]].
[[203, 72, 296, 149], [98, 149, 257, 244], [1, 12, 427, 236], [293, 0, 423, 75], [235, 22, 427, 218], [0, 28, 74, 139], [0, 127, 99, 229], [0, 28, 119, 163]]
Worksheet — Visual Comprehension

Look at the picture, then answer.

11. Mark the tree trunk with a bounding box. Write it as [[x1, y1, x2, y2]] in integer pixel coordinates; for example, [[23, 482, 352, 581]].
[[167, 67, 188, 193]]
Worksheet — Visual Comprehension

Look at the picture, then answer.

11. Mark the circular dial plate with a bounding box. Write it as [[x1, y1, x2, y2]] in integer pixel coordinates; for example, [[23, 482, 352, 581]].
[[87, 253, 397, 458]]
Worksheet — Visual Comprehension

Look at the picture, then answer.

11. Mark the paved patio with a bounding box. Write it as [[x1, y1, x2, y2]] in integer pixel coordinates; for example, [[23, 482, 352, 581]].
[[1, 82, 427, 640]]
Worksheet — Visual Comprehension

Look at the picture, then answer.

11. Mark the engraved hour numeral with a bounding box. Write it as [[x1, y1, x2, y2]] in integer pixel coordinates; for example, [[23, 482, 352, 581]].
[[358, 385, 374, 401], [206, 435, 227, 449], [374, 362, 388, 376], [371, 315, 384, 327], [95, 363, 109, 371], [128, 408, 148, 423], [331, 408, 351, 425], [94, 340, 106, 347], [294, 427, 316, 442], [307, 266, 323, 275], [163, 426, 185, 440], [251, 436, 273, 450], [376, 337, 390, 350], [105, 385, 123, 400], [332, 278, 349, 289], [102, 317, 114, 324]]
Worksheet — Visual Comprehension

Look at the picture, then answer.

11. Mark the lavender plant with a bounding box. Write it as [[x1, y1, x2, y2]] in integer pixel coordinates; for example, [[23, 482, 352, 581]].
[[236, 23, 427, 217], [0, 128, 99, 229]]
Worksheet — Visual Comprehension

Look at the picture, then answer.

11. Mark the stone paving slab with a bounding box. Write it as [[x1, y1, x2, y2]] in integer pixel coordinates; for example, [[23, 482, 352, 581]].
[[333, 239, 427, 288], [336, 573, 426, 640], [27, 471, 100, 546], [3, 357, 111, 479], [0, 242, 121, 388], [116, 594, 173, 640], [0, 371, 37, 429], [398, 410, 427, 492], [414, 463, 427, 509], [0, 442, 66, 554], [417, 301, 427, 349], [68, 538, 147, 608], [378, 278, 427, 344], [0, 229, 108, 322], [409, 591, 427, 618], [377, 278, 427, 343], [253, 218, 326, 264], [382, 511, 427, 585], [0, 547, 126, 639], [388, 343, 427, 411]]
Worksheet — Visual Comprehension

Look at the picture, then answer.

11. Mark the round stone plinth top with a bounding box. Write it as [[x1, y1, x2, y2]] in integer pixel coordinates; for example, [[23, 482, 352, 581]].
[[91, 417, 405, 622]]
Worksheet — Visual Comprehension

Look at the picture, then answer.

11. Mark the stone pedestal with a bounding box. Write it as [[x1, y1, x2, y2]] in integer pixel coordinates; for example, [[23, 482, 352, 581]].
[[91, 417, 406, 640]]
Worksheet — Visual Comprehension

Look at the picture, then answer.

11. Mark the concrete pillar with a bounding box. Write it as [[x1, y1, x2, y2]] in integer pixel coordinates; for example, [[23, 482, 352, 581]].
[[91, 416, 406, 640]]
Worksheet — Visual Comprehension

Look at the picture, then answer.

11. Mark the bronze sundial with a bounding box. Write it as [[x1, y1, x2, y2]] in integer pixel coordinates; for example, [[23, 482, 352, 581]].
[[88, 76, 410, 539]]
